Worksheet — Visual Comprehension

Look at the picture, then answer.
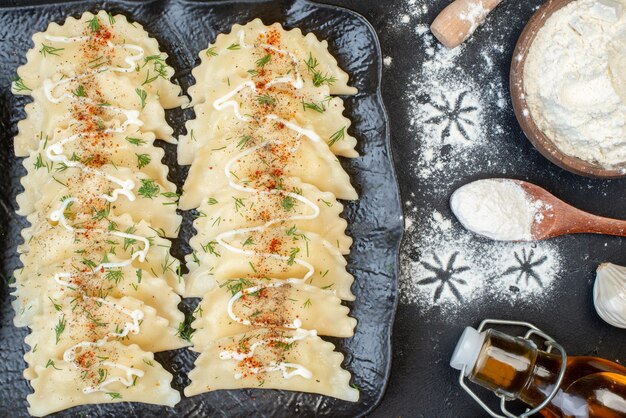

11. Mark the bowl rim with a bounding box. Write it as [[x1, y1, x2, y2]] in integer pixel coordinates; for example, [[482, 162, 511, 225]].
[[509, 0, 626, 179]]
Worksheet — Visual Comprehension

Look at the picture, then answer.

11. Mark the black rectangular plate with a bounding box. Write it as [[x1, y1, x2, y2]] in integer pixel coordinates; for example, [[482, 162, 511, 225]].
[[0, 0, 403, 417]]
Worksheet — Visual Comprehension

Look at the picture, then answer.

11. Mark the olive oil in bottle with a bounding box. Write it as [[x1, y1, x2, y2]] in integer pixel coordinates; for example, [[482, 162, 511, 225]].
[[451, 325, 626, 417]]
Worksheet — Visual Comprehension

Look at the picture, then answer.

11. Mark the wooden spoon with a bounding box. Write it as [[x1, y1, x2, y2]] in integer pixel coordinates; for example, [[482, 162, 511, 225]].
[[431, 0, 503, 49], [517, 180, 626, 240]]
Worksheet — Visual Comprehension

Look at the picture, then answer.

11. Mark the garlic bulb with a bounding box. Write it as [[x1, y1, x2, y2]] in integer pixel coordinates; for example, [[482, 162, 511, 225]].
[[594, 263, 626, 329]]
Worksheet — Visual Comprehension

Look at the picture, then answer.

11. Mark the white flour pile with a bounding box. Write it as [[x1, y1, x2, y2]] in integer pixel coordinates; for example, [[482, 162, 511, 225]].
[[525, 0, 626, 167], [450, 179, 542, 241], [389, 1, 565, 312]]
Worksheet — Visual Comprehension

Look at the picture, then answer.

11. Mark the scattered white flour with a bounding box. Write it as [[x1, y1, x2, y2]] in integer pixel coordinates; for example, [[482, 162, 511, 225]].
[[524, 0, 626, 167], [450, 179, 537, 241], [390, 0, 565, 313], [459, 1, 492, 35], [400, 208, 561, 311], [384, 56, 393, 67]]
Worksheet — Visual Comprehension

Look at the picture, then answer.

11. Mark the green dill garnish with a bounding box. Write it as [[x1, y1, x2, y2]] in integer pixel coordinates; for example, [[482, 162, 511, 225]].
[[233, 196, 245, 212], [206, 46, 218, 57], [48, 296, 62, 311], [39, 44, 64, 57], [242, 236, 254, 246], [320, 198, 333, 207], [305, 53, 337, 87], [107, 12, 116, 25], [87, 16, 101, 33], [247, 69, 259, 76], [328, 126, 346, 147], [106, 392, 122, 400], [220, 278, 254, 296], [143, 358, 154, 367], [81, 258, 98, 270], [123, 226, 137, 250], [287, 247, 300, 265], [207, 197, 218, 205], [137, 178, 160, 199], [91, 204, 110, 221], [105, 269, 123, 285], [161, 191, 180, 204], [257, 93, 276, 106], [312, 71, 338, 88], [160, 253, 177, 274], [72, 85, 86, 97], [275, 341, 294, 351], [136, 153, 151, 169], [201, 241, 220, 257], [227, 43, 240, 50], [126, 136, 146, 146], [97, 368, 109, 384], [237, 135, 252, 149], [176, 317, 194, 342], [302, 298, 312, 308], [301, 99, 325, 113], [54, 315, 66, 344], [142, 71, 158, 85], [281, 195, 296, 211], [12, 76, 31, 92], [33, 153, 45, 171], [135, 88, 147, 109], [142, 55, 168, 84], [256, 54, 271, 67], [45, 359, 61, 370], [88, 55, 108, 69]]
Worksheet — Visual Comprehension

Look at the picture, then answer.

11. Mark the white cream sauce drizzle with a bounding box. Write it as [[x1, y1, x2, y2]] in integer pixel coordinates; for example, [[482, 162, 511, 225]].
[[41, 35, 146, 216], [213, 31, 303, 120], [45, 136, 136, 205], [219, 328, 315, 380], [39, 28, 155, 395], [43, 35, 144, 73], [210, 31, 338, 381], [50, 224, 149, 393]]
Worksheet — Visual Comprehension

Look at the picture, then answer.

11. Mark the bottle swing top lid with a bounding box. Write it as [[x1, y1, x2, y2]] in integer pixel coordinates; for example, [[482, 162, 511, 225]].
[[450, 327, 486, 376]]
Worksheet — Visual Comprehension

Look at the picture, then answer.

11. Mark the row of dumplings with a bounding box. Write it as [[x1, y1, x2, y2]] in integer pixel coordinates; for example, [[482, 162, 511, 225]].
[[180, 19, 360, 402], [11, 11, 188, 416], [11, 11, 360, 416]]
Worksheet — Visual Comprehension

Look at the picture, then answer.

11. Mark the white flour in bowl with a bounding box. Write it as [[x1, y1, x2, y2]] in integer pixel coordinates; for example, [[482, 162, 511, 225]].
[[524, 0, 626, 168]]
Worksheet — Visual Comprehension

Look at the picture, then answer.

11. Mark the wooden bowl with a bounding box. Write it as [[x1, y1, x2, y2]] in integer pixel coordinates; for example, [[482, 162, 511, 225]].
[[510, 0, 626, 178]]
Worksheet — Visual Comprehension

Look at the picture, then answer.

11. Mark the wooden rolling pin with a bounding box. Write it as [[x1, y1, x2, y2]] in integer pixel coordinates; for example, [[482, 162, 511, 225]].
[[431, 0, 503, 49]]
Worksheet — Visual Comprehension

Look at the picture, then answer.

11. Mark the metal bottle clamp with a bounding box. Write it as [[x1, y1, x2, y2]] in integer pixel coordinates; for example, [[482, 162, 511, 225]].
[[458, 319, 568, 418]]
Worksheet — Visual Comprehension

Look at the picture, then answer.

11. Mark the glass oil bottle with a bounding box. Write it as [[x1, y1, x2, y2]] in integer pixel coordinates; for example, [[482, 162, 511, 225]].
[[450, 319, 626, 418]]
